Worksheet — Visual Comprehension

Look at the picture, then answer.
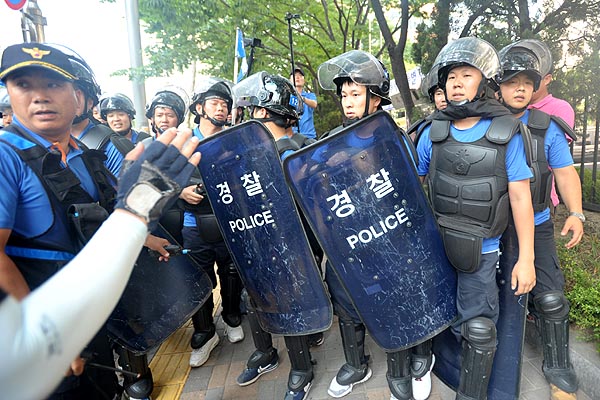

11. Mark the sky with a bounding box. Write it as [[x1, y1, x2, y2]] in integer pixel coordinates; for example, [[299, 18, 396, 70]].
[[0, 0, 194, 123]]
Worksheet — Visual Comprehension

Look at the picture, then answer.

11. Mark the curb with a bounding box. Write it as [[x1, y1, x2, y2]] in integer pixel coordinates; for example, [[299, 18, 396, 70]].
[[525, 321, 600, 399]]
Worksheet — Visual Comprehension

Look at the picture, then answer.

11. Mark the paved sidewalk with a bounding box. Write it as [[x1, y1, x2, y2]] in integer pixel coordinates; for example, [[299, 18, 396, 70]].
[[175, 313, 597, 400]]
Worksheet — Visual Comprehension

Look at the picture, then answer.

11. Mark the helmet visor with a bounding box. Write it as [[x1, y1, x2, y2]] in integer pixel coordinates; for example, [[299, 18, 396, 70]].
[[318, 50, 388, 91]]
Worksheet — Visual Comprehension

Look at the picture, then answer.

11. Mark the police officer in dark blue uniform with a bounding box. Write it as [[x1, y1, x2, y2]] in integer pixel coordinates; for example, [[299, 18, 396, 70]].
[[0, 42, 121, 400], [181, 78, 245, 368]]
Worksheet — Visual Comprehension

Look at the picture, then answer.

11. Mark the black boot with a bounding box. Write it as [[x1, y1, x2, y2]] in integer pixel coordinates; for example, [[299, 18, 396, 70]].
[[534, 291, 578, 393]]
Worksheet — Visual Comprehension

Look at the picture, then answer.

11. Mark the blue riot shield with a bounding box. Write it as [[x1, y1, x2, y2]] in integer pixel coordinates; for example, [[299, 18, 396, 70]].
[[196, 121, 333, 336], [432, 220, 527, 399], [283, 111, 457, 351], [108, 223, 212, 354]]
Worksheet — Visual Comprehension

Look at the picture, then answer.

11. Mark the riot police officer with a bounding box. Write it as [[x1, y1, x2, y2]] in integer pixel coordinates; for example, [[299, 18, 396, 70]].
[[180, 78, 245, 368], [100, 92, 149, 143], [416, 37, 535, 400], [498, 42, 582, 399], [232, 71, 323, 400]]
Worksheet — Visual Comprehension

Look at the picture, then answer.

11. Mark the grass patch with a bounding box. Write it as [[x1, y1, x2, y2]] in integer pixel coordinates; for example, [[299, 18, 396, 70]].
[[556, 220, 600, 352]]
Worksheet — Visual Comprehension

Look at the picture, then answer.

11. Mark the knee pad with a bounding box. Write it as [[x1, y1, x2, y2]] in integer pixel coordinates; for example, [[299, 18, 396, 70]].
[[534, 290, 570, 320], [461, 317, 496, 350]]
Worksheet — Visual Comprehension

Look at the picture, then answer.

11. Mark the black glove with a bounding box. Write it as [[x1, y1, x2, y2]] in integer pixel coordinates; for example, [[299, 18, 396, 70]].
[[116, 141, 196, 230]]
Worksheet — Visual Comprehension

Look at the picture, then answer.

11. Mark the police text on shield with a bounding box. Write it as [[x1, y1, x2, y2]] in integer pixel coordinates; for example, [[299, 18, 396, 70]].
[[346, 208, 409, 249]]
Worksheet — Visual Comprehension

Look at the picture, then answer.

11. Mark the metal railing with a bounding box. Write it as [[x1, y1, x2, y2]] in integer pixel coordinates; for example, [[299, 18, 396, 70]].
[[573, 95, 600, 211]]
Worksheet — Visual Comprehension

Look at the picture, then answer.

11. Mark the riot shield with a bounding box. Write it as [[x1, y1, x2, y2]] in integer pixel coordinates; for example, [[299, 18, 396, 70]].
[[196, 121, 333, 336], [432, 220, 527, 399], [108, 224, 212, 354], [283, 111, 457, 351]]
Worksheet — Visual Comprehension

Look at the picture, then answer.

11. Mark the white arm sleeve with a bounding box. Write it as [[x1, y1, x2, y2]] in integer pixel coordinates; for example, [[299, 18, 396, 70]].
[[0, 211, 148, 400]]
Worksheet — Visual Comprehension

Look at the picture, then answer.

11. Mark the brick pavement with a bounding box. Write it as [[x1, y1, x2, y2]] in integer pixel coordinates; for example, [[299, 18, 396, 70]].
[[176, 314, 593, 400]]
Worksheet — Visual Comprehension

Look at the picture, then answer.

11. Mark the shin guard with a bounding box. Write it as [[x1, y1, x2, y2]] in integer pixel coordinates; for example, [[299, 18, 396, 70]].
[[411, 339, 433, 379], [534, 291, 578, 393], [190, 295, 216, 349], [457, 317, 497, 400], [284, 335, 314, 392], [336, 318, 370, 386], [386, 349, 412, 400], [220, 263, 243, 327], [116, 347, 153, 399]]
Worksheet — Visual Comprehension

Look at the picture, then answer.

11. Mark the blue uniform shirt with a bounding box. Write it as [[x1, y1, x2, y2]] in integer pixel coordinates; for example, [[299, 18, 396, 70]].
[[520, 110, 574, 225], [0, 117, 99, 240], [417, 117, 533, 253], [183, 126, 207, 227], [291, 92, 317, 139]]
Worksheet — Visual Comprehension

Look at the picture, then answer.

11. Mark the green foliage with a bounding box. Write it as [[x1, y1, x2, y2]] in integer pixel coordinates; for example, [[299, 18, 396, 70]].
[[556, 232, 600, 351], [136, 0, 374, 132], [574, 166, 600, 205]]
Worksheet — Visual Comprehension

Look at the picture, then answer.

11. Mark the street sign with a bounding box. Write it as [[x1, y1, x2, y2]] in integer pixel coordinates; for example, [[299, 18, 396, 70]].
[[4, 0, 26, 11]]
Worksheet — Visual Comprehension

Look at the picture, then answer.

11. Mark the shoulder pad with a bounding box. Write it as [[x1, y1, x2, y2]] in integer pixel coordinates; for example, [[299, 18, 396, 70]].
[[429, 119, 450, 142], [527, 108, 551, 133], [135, 131, 151, 143], [485, 115, 520, 144], [550, 115, 577, 142], [321, 124, 344, 139], [413, 119, 432, 148], [79, 124, 113, 150], [290, 133, 316, 149], [406, 118, 425, 136], [276, 137, 301, 155]]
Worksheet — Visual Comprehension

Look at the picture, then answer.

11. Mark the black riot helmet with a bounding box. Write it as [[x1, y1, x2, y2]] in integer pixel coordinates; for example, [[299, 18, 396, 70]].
[[433, 37, 501, 105], [189, 77, 233, 126], [318, 49, 392, 106], [233, 71, 299, 126], [45, 43, 101, 124], [508, 39, 553, 77], [99, 93, 136, 121], [498, 45, 542, 91], [145, 86, 189, 126], [421, 64, 442, 102]]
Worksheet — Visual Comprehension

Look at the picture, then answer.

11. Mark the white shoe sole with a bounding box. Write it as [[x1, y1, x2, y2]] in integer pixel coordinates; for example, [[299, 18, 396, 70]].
[[189, 334, 219, 367], [327, 368, 373, 398]]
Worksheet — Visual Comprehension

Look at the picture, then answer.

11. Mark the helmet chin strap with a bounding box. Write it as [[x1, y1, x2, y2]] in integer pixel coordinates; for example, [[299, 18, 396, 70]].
[[201, 109, 226, 127], [73, 94, 93, 124]]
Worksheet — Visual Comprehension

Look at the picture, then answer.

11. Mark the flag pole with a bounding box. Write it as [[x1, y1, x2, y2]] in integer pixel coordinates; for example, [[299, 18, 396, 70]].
[[233, 27, 240, 84], [232, 28, 240, 125]]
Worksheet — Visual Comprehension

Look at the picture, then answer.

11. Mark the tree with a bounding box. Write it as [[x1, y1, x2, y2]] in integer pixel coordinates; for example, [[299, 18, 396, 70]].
[[134, 0, 380, 132]]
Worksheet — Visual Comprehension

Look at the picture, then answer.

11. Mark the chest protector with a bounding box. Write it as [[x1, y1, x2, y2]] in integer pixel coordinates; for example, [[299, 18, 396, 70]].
[[428, 116, 520, 272], [0, 125, 116, 289], [526, 109, 576, 212]]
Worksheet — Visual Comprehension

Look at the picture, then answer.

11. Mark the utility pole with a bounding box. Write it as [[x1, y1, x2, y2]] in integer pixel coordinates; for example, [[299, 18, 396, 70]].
[[124, 0, 147, 131]]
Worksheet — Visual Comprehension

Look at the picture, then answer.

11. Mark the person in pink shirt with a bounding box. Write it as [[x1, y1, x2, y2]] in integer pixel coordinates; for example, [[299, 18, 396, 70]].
[[515, 39, 577, 208]]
